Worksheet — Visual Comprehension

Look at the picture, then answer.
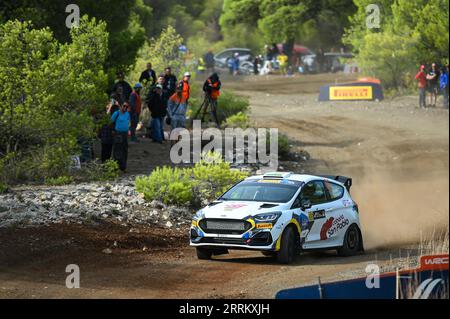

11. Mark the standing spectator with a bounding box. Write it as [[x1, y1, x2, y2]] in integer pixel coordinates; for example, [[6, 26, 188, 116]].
[[253, 55, 261, 75], [277, 51, 289, 76], [163, 67, 177, 97], [148, 84, 166, 144], [203, 73, 222, 127], [232, 53, 240, 76], [316, 48, 325, 73], [167, 90, 185, 132], [139, 62, 157, 87], [98, 98, 120, 162], [197, 56, 206, 75], [129, 83, 143, 142], [426, 63, 440, 107], [111, 103, 131, 172], [415, 65, 427, 108], [440, 65, 449, 108], [227, 57, 234, 75], [112, 71, 132, 102], [204, 49, 215, 74]]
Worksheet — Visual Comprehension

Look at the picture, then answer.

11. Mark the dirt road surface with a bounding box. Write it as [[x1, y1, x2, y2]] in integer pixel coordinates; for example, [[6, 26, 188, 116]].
[[1, 74, 448, 298]]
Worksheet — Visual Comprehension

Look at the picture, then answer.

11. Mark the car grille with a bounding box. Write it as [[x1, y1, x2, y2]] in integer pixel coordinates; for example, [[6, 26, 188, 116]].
[[198, 219, 252, 235]]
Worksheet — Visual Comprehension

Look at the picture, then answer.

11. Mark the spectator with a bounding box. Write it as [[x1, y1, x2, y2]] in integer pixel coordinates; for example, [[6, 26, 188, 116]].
[[203, 73, 222, 127], [111, 102, 131, 172], [148, 84, 166, 144], [167, 91, 183, 132], [197, 56, 206, 75], [204, 49, 215, 73], [415, 65, 427, 108], [112, 71, 132, 102], [232, 53, 240, 76], [163, 67, 177, 97], [426, 63, 440, 107], [253, 55, 261, 75], [316, 48, 325, 73], [440, 65, 449, 108], [139, 62, 157, 87], [129, 83, 143, 142], [277, 51, 288, 76], [98, 98, 120, 162]]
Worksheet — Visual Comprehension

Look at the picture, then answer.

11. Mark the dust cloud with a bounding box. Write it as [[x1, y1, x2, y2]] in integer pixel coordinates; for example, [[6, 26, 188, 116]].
[[352, 169, 449, 250]]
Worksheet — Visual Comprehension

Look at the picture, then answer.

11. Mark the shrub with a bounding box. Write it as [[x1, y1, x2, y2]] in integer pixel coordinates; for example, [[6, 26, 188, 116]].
[[224, 111, 250, 128], [0, 182, 8, 194], [45, 176, 74, 186], [192, 152, 249, 203], [135, 166, 194, 205], [135, 152, 249, 207]]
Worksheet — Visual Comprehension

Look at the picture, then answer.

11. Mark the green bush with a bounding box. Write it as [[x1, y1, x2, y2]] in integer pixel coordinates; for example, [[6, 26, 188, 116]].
[[0, 182, 8, 194], [45, 176, 74, 186], [266, 133, 291, 160], [224, 111, 250, 129], [135, 166, 194, 205], [192, 152, 249, 202], [135, 152, 249, 207]]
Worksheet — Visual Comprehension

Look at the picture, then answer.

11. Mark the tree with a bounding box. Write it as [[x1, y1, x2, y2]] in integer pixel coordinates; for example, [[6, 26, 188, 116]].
[[344, 0, 449, 89], [220, 0, 356, 51], [0, 17, 109, 181], [130, 25, 184, 83]]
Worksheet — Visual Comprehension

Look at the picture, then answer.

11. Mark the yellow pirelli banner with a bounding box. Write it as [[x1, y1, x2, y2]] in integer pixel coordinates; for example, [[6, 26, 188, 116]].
[[329, 86, 373, 100]]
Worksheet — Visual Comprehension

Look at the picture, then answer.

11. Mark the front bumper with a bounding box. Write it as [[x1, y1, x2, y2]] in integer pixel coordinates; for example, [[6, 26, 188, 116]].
[[190, 218, 277, 250]]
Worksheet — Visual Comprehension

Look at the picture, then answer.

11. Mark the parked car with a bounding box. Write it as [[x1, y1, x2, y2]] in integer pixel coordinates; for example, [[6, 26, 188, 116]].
[[214, 48, 254, 75], [301, 52, 354, 74], [190, 171, 364, 264]]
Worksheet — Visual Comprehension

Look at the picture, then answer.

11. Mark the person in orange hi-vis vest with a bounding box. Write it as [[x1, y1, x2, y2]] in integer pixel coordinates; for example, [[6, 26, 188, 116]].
[[202, 73, 221, 126]]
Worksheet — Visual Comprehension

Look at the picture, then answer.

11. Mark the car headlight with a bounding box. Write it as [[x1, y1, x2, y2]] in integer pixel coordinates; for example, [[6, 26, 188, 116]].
[[254, 212, 282, 222], [194, 209, 204, 220]]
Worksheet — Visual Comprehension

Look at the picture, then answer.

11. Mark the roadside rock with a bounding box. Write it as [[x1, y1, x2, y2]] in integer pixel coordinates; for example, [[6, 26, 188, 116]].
[[0, 177, 194, 229]]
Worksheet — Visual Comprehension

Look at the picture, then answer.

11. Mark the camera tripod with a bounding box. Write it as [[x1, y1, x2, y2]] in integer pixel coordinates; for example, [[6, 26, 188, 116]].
[[192, 94, 221, 128]]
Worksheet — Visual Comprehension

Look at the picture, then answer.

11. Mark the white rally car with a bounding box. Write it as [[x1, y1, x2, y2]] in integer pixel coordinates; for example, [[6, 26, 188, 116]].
[[190, 172, 364, 264]]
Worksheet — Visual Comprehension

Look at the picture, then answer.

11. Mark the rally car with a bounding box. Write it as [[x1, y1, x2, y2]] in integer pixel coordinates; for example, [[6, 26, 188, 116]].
[[190, 172, 364, 264]]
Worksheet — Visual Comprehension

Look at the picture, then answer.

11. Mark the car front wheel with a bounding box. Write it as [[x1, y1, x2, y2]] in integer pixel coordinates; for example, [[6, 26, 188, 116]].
[[196, 247, 213, 260], [277, 227, 297, 264]]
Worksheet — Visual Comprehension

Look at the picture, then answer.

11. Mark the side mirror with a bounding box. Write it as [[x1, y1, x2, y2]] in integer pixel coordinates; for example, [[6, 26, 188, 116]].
[[300, 199, 312, 210]]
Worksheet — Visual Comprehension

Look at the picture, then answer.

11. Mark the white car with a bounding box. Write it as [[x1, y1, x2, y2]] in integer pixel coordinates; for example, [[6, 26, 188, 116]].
[[190, 172, 364, 264]]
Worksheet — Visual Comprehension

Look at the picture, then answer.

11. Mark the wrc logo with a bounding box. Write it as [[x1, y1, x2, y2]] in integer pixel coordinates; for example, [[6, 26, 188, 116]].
[[412, 278, 444, 299]]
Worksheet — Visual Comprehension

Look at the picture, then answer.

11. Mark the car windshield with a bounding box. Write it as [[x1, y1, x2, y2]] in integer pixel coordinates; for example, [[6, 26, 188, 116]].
[[219, 179, 302, 203]]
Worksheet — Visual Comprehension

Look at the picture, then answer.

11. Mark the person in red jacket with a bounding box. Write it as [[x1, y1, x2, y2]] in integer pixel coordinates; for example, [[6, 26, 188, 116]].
[[415, 65, 427, 108], [129, 83, 143, 142]]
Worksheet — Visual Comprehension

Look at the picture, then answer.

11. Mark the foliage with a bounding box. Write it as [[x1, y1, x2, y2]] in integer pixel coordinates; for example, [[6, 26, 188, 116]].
[[277, 133, 291, 159], [224, 111, 250, 129], [130, 25, 185, 84], [0, 17, 108, 184], [192, 151, 249, 202], [45, 175, 74, 186], [0, 182, 7, 194], [135, 166, 194, 205], [220, 0, 356, 50], [0, 0, 151, 78], [344, 0, 449, 89], [135, 152, 248, 207]]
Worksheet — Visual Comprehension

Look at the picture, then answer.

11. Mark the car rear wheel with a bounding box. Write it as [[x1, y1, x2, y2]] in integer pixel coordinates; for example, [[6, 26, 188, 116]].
[[337, 224, 361, 257], [196, 247, 213, 260], [277, 227, 297, 264]]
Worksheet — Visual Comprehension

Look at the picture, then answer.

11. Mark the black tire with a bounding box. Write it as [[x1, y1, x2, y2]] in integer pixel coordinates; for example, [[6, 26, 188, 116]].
[[276, 227, 297, 264], [196, 247, 213, 260], [337, 224, 361, 257]]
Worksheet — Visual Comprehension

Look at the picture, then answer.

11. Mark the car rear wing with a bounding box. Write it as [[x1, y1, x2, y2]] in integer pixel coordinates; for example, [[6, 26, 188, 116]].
[[319, 175, 352, 192]]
